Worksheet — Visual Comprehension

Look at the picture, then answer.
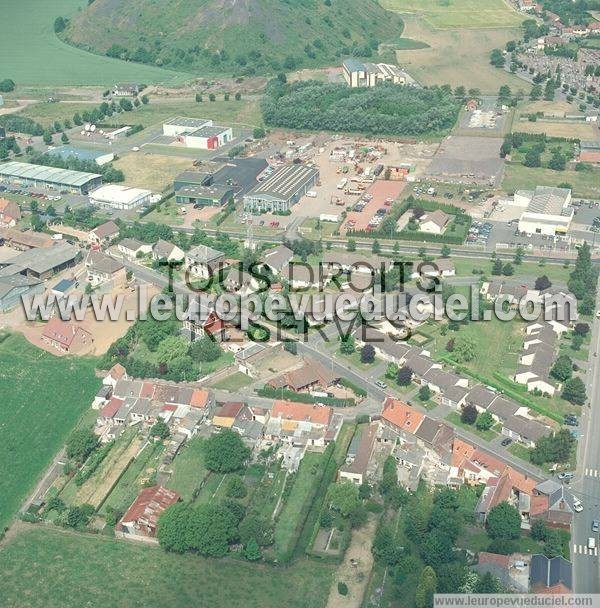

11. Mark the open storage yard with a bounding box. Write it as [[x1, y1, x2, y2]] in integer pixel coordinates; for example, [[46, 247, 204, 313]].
[[0, 333, 100, 531]]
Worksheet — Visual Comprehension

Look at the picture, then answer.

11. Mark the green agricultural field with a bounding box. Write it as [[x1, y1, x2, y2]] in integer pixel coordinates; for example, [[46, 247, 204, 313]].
[[0, 333, 100, 531], [503, 163, 600, 199], [380, 0, 524, 29], [0, 526, 334, 608], [1, 0, 191, 85]]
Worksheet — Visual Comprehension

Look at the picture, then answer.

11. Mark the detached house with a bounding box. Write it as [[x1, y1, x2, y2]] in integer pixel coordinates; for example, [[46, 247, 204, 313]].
[[118, 238, 152, 260], [418, 210, 451, 234], [152, 239, 185, 264], [88, 220, 119, 246], [86, 251, 126, 288], [0, 199, 21, 227], [262, 244, 293, 276], [185, 244, 225, 279]]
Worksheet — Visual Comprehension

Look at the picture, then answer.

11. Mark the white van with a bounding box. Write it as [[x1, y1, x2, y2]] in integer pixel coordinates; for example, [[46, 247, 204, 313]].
[[588, 537, 596, 550], [306, 191, 317, 198]]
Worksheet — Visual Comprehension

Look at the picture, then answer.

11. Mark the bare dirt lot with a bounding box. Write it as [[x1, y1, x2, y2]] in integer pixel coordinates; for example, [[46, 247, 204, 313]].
[[426, 135, 504, 186]]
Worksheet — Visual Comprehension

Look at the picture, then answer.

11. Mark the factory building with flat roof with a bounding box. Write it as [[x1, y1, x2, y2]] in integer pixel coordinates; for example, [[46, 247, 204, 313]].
[[175, 184, 234, 207], [516, 186, 574, 236], [89, 185, 153, 210], [243, 165, 319, 213], [0, 161, 102, 194], [163, 117, 213, 137], [162, 117, 233, 150]]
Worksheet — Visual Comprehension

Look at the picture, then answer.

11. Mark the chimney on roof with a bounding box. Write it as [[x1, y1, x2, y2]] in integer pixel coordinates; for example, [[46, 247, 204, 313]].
[[559, 499, 565, 510]]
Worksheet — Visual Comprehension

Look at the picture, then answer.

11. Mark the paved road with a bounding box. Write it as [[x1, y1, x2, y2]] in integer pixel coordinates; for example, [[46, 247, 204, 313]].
[[572, 281, 600, 592]]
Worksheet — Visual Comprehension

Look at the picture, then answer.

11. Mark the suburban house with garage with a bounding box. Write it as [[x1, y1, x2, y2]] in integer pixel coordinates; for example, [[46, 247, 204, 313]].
[[338, 422, 379, 485]]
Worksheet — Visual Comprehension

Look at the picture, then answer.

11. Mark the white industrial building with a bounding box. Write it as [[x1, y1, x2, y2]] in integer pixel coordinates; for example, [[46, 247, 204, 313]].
[[89, 185, 153, 210], [342, 59, 414, 88], [163, 117, 213, 137], [515, 186, 573, 236], [162, 117, 233, 150]]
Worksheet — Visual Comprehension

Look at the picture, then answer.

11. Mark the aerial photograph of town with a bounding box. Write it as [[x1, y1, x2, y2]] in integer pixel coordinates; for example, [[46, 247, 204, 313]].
[[0, 0, 599, 606]]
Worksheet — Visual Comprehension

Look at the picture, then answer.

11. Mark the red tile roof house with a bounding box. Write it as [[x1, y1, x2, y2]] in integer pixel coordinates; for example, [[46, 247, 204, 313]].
[[41, 317, 93, 354], [0, 199, 21, 227], [117, 486, 180, 542]]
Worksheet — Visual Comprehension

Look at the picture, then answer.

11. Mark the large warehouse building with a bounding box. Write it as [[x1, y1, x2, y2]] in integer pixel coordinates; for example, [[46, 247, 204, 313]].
[[0, 161, 102, 194], [243, 165, 319, 213], [162, 117, 233, 150], [516, 186, 574, 236], [89, 185, 153, 210]]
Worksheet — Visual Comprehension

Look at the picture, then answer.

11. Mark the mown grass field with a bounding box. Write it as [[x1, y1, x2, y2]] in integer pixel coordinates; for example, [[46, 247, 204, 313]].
[[1, 0, 191, 85], [0, 526, 334, 608], [0, 333, 100, 531], [380, 0, 524, 29], [503, 163, 600, 199], [390, 14, 527, 93], [17, 96, 264, 131]]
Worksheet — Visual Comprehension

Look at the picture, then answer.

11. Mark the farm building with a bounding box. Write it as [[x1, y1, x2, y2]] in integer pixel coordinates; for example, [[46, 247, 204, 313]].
[[0, 274, 44, 312], [0, 243, 79, 280], [89, 184, 152, 210], [46, 145, 115, 167], [41, 317, 93, 354], [342, 58, 413, 88], [175, 184, 233, 207], [515, 186, 574, 236], [243, 164, 319, 213], [0, 227, 53, 250], [0, 161, 102, 194]]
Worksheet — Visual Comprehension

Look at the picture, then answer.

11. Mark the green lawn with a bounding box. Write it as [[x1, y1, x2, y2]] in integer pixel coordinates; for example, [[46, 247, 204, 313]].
[[166, 438, 209, 502], [503, 163, 600, 199], [274, 451, 327, 560], [0, 333, 100, 531], [426, 317, 523, 378], [0, 526, 334, 608], [446, 411, 499, 442], [380, 0, 524, 29], [0, 0, 191, 85], [452, 257, 571, 285], [212, 371, 253, 392]]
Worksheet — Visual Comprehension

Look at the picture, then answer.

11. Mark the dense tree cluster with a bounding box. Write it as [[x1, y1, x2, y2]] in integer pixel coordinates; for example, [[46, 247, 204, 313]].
[[262, 80, 460, 137], [531, 429, 576, 465], [29, 152, 124, 183]]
